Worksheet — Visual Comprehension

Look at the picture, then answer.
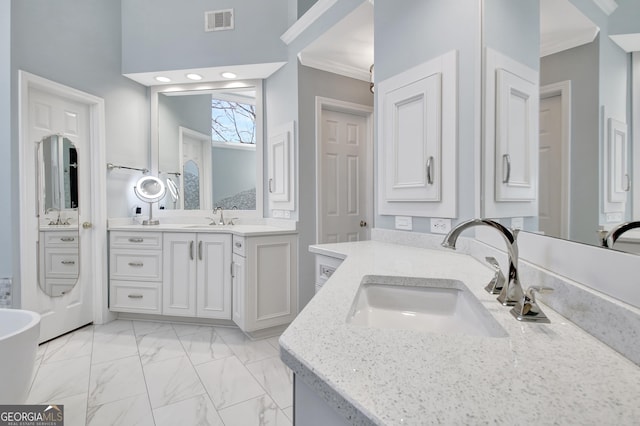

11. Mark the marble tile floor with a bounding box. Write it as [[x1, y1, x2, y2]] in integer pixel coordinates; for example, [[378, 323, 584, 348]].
[[27, 320, 293, 426]]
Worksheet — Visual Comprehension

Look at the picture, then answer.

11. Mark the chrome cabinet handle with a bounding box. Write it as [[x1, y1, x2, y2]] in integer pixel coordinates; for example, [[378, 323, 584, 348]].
[[426, 156, 434, 185], [268, 178, 274, 193], [231, 261, 235, 278], [190, 241, 194, 260], [624, 174, 631, 192], [60, 237, 75, 242], [128, 238, 144, 243], [502, 154, 511, 184], [235, 242, 242, 248], [198, 241, 203, 261], [127, 294, 143, 299], [128, 262, 143, 267], [61, 260, 76, 265]]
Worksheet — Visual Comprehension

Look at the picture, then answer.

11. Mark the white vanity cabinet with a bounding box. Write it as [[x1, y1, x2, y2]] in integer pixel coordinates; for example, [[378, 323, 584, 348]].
[[232, 234, 298, 334], [39, 230, 79, 296], [109, 231, 163, 314], [163, 232, 232, 319]]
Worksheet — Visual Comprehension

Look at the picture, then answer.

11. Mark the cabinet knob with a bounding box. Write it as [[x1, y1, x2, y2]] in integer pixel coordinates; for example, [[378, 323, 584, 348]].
[[82, 222, 93, 229]]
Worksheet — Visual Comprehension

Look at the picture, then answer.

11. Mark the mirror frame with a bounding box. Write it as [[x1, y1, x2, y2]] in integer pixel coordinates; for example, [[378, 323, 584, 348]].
[[150, 79, 264, 216]]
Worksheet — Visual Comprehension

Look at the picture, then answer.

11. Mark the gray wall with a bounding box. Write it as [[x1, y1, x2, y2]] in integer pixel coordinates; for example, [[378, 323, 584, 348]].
[[121, 0, 290, 74], [158, 93, 211, 174], [608, 0, 640, 35], [540, 40, 600, 245], [211, 147, 256, 205], [297, 65, 373, 309], [1, 1, 11, 278], [297, 0, 318, 18], [374, 0, 481, 232]]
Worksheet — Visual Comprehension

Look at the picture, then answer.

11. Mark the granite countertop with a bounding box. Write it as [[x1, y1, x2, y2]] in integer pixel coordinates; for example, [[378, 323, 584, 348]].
[[279, 240, 640, 425], [108, 223, 298, 237]]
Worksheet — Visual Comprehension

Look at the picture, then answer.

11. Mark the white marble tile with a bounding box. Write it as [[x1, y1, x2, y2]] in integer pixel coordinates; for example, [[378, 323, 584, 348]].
[[179, 328, 233, 365], [218, 395, 292, 426], [133, 320, 174, 337], [86, 393, 154, 426], [94, 319, 133, 333], [246, 356, 293, 409], [88, 355, 147, 407], [196, 356, 265, 409], [216, 327, 279, 365], [54, 392, 88, 426], [266, 336, 281, 351], [143, 355, 206, 409], [136, 329, 185, 365], [153, 394, 224, 426], [28, 356, 91, 404], [283, 405, 293, 422], [171, 323, 214, 337], [30, 343, 48, 386], [42, 325, 93, 364], [92, 326, 138, 365]]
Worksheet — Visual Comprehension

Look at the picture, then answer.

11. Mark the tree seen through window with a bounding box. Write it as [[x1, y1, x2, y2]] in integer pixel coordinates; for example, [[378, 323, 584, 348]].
[[211, 98, 256, 144]]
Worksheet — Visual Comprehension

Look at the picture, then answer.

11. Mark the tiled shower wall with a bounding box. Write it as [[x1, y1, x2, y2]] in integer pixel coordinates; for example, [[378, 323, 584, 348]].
[[0, 277, 12, 307]]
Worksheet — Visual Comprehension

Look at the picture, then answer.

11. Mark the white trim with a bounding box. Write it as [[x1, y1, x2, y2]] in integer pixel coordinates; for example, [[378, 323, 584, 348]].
[[179, 126, 212, 210], [281, 0, 338, 45], [211, 141, 256, 151], [315, 97, 374, 244], [540, 81, 572, 239], [592, 0, 618, 15], [298, 52, 370, 82], [18, 71, 111, 326], [540, 27, 600, 58], [633, 53, 640, 220]]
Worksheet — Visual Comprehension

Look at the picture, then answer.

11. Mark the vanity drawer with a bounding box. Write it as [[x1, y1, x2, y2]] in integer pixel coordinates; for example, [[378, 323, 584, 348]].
[[42, 231, 79, 248], [110, 231, 162, 250], [44, 248, 79, 278], [110, 280, 161, 314], [110, 250, 162, 281], [232, 236, 246, 257]]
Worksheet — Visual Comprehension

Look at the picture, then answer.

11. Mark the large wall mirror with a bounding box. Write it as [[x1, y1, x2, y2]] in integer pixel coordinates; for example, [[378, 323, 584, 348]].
[[37, 134, 80, 297], [484, 0, 639, 253], [151, 80, 264, 215]]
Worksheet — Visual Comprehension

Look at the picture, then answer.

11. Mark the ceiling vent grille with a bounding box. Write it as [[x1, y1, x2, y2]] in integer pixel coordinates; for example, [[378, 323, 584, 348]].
[[205, 9, 234, 32]]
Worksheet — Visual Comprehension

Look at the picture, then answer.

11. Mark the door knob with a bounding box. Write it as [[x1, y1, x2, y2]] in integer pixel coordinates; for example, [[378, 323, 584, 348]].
[[82, 222, 93, 229], [360, 220, 367, 227]]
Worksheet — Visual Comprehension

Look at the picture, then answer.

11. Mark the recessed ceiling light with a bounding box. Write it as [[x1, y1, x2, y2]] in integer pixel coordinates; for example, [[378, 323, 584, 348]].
[[221, 72, 237, 79], [186, 73, 203, 81], [155, 76, 171, 83]]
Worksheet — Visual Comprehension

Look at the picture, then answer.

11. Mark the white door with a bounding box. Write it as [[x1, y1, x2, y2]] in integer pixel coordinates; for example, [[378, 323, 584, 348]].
[[180, 127, 212, 210], [163, 232, 197, 316], [26, 88, 93, 342], [319, 109, 370, 243], [538, 95, 563, 237]]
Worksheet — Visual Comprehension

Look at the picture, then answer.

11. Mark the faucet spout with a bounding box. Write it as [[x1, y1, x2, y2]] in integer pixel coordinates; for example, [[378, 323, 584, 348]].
[[602, 221, 640, 248], [441, 218, 524, 306]]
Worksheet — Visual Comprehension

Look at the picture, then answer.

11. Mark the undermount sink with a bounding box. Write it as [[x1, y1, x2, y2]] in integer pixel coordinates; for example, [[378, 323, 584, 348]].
[[183, 224, 227, 229], [346, 276, 507, 338]]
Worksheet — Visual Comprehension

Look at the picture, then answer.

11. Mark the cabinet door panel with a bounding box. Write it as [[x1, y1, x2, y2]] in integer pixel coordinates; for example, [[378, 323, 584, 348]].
[[232, 253, 246, 329], [196, 234, 232, 319], [162, 233, 196, 316]]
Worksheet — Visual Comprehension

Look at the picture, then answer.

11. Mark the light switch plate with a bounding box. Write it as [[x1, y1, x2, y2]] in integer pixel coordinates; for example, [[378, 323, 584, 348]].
[[606, 212, 623, 223], [511, 217, 524, 230], [430, 218, 451, 234], [395, 216, 413, 230]]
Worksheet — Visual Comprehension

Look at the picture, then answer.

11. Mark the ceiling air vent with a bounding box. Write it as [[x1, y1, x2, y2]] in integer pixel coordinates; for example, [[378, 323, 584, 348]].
[[205, 9, 234, 32]]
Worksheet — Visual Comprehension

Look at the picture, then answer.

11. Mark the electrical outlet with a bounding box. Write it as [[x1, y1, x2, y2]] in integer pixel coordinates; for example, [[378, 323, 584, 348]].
[[283, 210, 291, 219], [606, 212, 623, 223], [395, 216, 413, 230], [430, 218, 451, 234], [272, 210, 284, 218]]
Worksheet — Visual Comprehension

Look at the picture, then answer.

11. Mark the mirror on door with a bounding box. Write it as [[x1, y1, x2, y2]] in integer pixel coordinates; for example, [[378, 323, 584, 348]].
[[37, 134, 80, 297]]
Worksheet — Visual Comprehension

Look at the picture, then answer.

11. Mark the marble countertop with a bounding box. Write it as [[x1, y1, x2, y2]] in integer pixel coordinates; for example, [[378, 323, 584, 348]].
[[279, 240, 640, 425], [108, 223, 297, 237]]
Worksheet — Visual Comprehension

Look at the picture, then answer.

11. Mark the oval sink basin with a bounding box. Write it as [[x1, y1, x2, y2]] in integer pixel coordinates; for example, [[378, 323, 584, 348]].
[[346, 276, 507, 338]]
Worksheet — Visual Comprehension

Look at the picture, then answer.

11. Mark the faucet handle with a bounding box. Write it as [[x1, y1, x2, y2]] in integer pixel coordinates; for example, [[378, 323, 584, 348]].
[[510, 286, 553, 323], [484, 257, 505, 294], [205, 217, 216, 226], [227, 217, 238, 226]]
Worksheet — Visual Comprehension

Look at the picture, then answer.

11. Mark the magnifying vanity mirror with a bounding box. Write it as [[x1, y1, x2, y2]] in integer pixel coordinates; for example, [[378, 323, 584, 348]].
[[37, 134, 80, 297], [134, 175, 166, 225], [151, 80, 263, 215]]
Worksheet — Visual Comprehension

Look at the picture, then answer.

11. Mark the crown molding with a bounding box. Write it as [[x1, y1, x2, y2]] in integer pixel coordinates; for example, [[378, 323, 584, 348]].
[[592, 0, 618, 15], [540, 27, 600, 57], [298, 52, 370, 82], [281, 0, 338, 45]]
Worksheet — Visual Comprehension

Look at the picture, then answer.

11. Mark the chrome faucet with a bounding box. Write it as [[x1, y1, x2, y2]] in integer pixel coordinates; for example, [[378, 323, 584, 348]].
[[601, 221, 640, 248], [441, 218, 524, 306], [215, 207, 225, 225]]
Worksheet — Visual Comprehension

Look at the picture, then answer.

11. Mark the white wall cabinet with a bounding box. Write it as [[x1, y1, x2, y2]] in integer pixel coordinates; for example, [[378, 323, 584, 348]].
[[604, 118, 629, 215], [377, 50, 457, 218], [163, 232, 231, 319], [232, 234, 298, 334], [268, 121, 295, 211], [483, 48, 539, 217]]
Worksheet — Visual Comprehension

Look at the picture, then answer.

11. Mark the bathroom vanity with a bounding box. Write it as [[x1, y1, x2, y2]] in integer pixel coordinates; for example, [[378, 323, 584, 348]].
[[108, 222, 297, 336], [287, 238, 640, 425]]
